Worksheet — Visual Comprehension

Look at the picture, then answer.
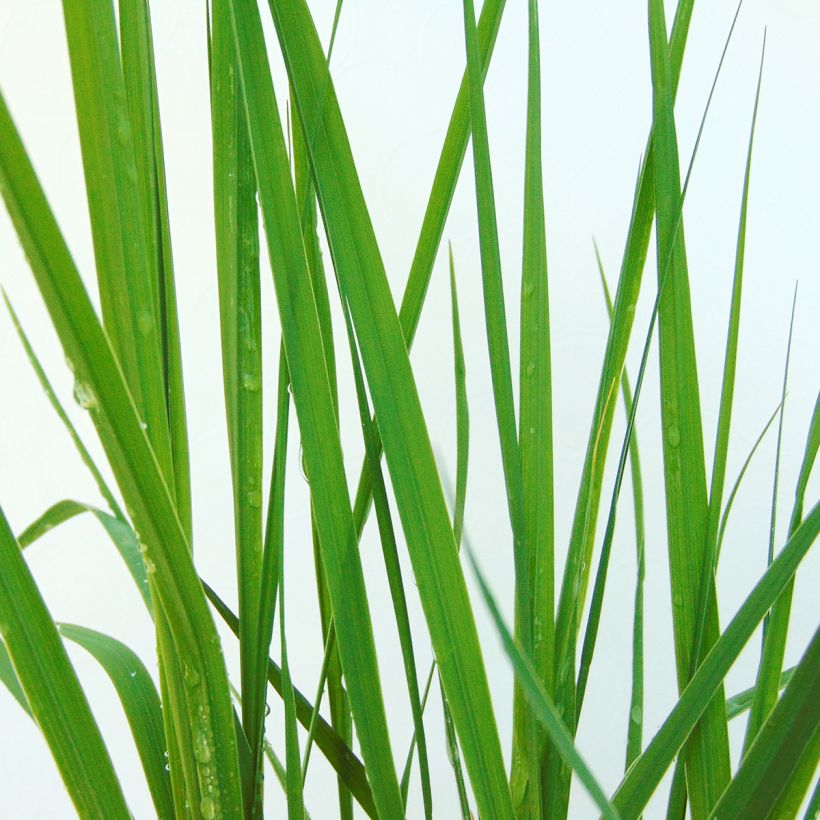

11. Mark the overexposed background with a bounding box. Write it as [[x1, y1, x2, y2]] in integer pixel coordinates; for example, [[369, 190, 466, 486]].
[[1, 0, 818, 816]]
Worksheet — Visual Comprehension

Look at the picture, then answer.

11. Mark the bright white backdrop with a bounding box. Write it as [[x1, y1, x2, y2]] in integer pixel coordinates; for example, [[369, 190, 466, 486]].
[[0, 0, 818, 817]]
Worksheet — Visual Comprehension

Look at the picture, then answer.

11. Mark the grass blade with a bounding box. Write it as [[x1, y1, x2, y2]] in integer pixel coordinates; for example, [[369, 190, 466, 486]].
[[710, 627, 820, 818], [119, 0, 192, 536], [461, 0, 536, 808], [61, 0, 174, 487], [516, 1, 554, 812], [696, 37, 765, 662], [591, 249, 646, 770], [611, 502, 820, 817], [263, 1, 514, 815], [19, 500, 151, 614], [277, 521, 304, 820], [3, 294, 125, 520], [341, 299, 433, 817], [716, 403, 783, 559], [209, 0, 266, 789], [744, 318, 815, 755], [0, 507, 129, 817], [59, 624, 174, 819], [648, 1, 730, 812], [450, 245, 470, 550]]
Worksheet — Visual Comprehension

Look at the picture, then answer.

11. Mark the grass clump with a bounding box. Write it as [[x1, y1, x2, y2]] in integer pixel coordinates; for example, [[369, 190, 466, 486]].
[[0, 0, 817, 817]]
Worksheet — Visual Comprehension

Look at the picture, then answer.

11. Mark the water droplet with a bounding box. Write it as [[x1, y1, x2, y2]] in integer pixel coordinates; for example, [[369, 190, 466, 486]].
[[247, 490, 262, 509], [673, 593, 683, 608], [667, 424, 681, 448], [523, 281, 535, 299], [526, 361, 536, 377], [136, 310, 153, 337], [298, 445, 310, 484], [631, 705, 643, 724], [264, 702, 271, 717], [115, 116, 129, 147], [200, 796, 216, 819], [242, 372, 260, 392], [163, 750, 169, 759], [139, 421, 148, 431], [184, 665, 201, 688], [529, 426, 535, 435], [164, 763, 170, 772], [129, 670, 137, 679], [73, 379, 98, 410], [195, 732, 211, 764]]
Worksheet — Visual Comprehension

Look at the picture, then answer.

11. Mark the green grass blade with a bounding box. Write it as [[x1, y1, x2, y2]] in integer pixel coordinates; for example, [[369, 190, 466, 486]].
[[716, 403, 783, 559], [710, 627, 820, 818], [460, 0, 527, 615], [745, 389, 820, 754], [449, 245, 470, 550], [59, 623, 174, 818], [0, 507, 130, 817], [517, 1, 554, 812], [465, 543, 619, 820], [277, 523, 305, 820], [695, 38, 765, 665], [300, 627, 333, 781], [61, 0, 174, 487], [119, 0, 192, 537], [342, 300, 433, 818], [440, 678, 473, 820], [591, 248, 646, 770], [226, 3, 404, 814], [611, 502, 820, 817], [262, 741, 314, 819], [648, 1, 730, 812], [262, 1, 514, 815], [462, 0, 536, 808], [765, 288, 798, 574], [3, 293, 125, 520], [19, 500, 151, 614], [202, 583, 377, 818], [0, 88, 243, 818], [668, 59, 766, 815], [256, 350, 290, 802], [209, 0, 265, 785], [291, 24, 353, 806], [725, 666, 795, 720]]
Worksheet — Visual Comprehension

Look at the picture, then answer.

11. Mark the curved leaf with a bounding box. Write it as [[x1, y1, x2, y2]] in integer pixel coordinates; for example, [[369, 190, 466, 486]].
[[58, 624, 173, 819]]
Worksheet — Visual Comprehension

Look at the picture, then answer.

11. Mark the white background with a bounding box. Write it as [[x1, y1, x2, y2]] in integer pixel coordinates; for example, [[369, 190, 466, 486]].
[[1, 0, 818, 817]]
